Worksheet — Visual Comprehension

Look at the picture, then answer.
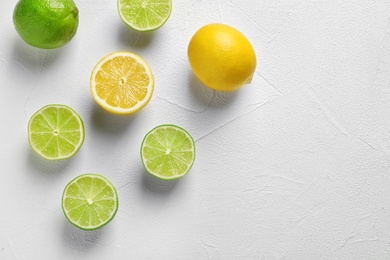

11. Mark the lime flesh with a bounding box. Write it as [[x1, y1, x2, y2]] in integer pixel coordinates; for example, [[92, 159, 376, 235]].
[[141, 124, 196, 180], [28, 104, 84, 160], [13, 0, 79, 49], [62, 174, 119, 230], [118, 0, 172, 32]]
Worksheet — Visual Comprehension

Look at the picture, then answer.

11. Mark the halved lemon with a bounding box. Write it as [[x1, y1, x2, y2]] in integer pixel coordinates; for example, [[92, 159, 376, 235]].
[[90, 52, 154, 115]]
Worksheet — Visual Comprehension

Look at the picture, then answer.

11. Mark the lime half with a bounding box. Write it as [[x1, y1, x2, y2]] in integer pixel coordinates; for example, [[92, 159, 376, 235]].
[[141, 124, 196, 180], [62, 174, 119, 230], [28, 104, 84, 160], [118, 0, 172, 32]]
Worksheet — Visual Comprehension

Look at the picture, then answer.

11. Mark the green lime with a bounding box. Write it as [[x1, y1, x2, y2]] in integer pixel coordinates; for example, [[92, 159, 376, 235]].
[[28, 104, 84, 160], [62, 174, 119, 230], [118, 0, 172, 32], [13, 0, 79, 49], [141, 124, 196, 180]]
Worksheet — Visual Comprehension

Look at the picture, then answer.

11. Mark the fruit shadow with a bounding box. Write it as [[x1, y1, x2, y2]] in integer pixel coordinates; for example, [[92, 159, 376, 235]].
[[141, 169, 181, 196], [188, 72, 239, 108], [90, 103, 136, 135], [27, 148, 71, 178], [117, 23, 156, 50], [61, 220, 103, 253], [10, 37, 65, 72]]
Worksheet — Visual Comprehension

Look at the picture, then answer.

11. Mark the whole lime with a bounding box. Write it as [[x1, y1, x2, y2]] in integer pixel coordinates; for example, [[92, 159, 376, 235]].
[[13, 0, 79, 49], [188, 24, 257, 91]]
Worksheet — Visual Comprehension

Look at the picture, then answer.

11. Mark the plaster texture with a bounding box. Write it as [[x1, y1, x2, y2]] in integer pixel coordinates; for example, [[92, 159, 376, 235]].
[[1, 0, 390, 259]]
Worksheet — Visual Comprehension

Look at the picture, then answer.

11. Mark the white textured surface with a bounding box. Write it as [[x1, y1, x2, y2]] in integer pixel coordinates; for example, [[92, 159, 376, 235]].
[[1, 0, 390, 259]]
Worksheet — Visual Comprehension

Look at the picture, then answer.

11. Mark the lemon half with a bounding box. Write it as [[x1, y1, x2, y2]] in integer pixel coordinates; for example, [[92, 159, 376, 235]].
[[90, 52, 154, 115]]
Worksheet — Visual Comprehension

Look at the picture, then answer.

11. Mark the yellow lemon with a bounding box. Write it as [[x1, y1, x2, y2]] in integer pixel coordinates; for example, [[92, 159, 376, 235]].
[[188, 23, 256, 91], [90, 52, 154, 115]]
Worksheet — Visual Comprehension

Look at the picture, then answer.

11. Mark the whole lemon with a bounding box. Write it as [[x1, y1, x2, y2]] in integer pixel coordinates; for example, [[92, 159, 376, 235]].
[[188, 23, 256, 91], [13, 0, 79, 49]]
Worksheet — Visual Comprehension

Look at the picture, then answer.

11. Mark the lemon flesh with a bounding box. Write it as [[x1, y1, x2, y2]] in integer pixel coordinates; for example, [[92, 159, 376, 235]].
[[13, 0, 79, 49], [90, 52, 154, 115], [188, 23, 257, 91]]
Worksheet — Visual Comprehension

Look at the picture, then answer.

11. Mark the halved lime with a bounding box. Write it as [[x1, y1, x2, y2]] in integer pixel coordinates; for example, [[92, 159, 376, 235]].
[[118, 0, 172, 32], [141, 124, 196, 180], [28, 104, 84, 160], [62, 174, 119, 230]]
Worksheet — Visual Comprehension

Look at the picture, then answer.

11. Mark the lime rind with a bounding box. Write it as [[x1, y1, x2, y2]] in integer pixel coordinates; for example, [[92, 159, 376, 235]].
[[141, 124, 196, 180], [13, 0, 79, 49], [118, 0, 172, 32], [28, 104, 85, 160], [62, 174, 119, 231]]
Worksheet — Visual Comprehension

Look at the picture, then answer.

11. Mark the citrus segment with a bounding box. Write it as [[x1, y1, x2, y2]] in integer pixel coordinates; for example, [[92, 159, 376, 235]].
[[118, 0, 172, 31], [28, 104, 84, 160], [62, 174, 119, 230], [141, 125, 195, 180], [90, 52, 154, 115]]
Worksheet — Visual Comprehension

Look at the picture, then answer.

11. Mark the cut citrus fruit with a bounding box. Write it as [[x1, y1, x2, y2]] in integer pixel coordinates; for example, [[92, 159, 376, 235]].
[[62, 174, 119, 230], [141, 124, 196, 180], [118, 0, 172, 32], [28, 104, 84, 160], [90, 52, 154, 115]]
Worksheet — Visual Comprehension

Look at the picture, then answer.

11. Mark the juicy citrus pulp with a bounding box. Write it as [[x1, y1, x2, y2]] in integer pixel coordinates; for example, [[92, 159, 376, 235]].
[[188, 23, 257, 91], [141, 125, 196, 180], [90, 52, 154, 115], [13, 0, 79, 49], [118, 0, 172, 32], [62, 174, 119, 230], [28, 104, 84, 160]]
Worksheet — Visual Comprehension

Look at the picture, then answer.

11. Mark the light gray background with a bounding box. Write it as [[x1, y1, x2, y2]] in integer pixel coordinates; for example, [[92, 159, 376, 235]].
[[1, 0, 390, 259]]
